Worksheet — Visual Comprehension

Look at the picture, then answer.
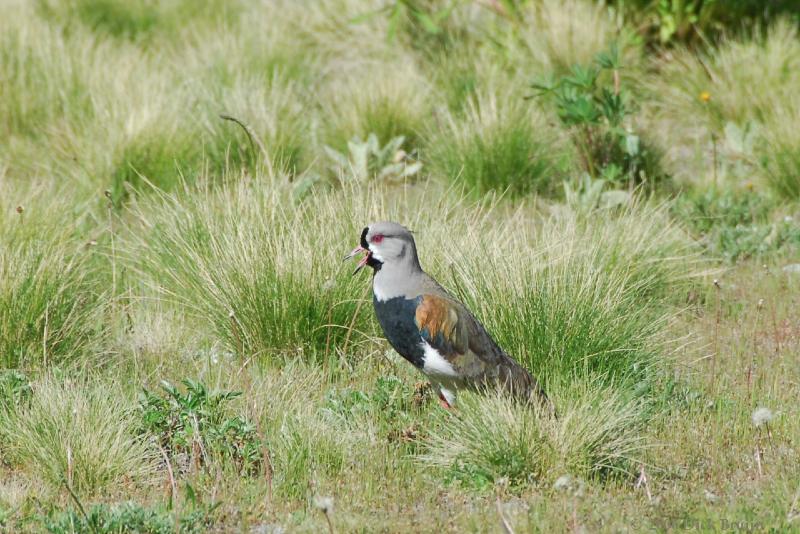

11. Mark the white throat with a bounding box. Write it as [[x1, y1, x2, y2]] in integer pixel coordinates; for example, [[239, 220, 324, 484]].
[[372, 262, 422, 302], [372, 269, 403, 301]]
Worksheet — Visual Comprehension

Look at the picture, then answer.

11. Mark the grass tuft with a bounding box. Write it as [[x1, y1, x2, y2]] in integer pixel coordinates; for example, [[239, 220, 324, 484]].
[[645, 19, 800, 187], [443, 203, 695, 390], [761, 101, 800, 199], [0, 183, 104, 368], [428, 90, 566, 197], [0, 375, 157, 495], [423, 392, 552, 491], [422, 384, 648, 490], [129, 178, 369, 361]]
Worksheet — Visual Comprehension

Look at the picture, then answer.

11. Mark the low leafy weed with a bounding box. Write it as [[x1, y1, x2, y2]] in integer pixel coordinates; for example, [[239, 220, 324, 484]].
[[324, 377, 416, 421], [323, 376, 421, 444], [0, 370, 32, 410], [674, 188, 800, 261], [532, 43, 664, 189], [139, 379, 261, 475], [295, 134, 421, 200], [42, 501, 211, 534]]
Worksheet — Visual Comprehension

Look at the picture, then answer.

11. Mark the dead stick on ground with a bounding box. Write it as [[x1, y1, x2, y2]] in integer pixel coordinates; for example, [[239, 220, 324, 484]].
[[496, 495, 515, 534], [635, 465, 653, 502], [62, 477, 95, 533], [157, 443, 179, 505]]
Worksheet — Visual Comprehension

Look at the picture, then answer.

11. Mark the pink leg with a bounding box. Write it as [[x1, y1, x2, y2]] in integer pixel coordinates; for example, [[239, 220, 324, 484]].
[[438, 390, 452, 409]]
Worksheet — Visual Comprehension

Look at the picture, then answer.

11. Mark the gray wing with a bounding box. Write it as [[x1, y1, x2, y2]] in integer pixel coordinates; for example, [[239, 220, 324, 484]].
[[414, 292, 549, 405]]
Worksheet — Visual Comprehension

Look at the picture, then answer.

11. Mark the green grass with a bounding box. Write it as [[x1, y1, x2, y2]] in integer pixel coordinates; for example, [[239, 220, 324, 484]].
[[425, 381, 648, 491], [1, 0, 800, 531], [43, 501, 211, 534], [443, 203, 695, 389], [0, 375, 156, 495], [0, 184, 105, 368], [674, 187, 800, 261], [128, 179, 370, 362], [645, 19, 800, 188], [428, 90, 566, 196], [36, 0, 241, 43], [320, 60, 431, 153]]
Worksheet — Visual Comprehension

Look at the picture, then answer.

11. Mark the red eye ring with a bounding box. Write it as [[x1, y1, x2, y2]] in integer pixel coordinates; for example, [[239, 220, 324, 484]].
[[371, 234, 384, 244]]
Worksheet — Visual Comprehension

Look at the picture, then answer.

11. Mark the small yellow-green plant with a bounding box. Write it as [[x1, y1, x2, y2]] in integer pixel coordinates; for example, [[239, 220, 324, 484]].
[[532, 44, 664, 189]]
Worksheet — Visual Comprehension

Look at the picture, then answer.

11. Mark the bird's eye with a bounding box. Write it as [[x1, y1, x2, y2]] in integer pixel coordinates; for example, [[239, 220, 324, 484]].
[[372, 234, 384, 244]]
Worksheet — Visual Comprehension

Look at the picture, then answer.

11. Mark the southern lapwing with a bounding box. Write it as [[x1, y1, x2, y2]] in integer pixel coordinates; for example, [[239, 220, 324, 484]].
[[345, 221, 550, 409]]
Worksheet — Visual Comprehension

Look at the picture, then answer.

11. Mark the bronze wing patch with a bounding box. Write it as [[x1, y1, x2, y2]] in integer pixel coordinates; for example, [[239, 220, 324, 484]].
[[414, 294, 465, 355]]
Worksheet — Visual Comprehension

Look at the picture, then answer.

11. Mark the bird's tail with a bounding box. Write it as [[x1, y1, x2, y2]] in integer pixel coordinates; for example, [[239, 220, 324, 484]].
[[499, 364, 557, 419], [527, 377, 558, 419]]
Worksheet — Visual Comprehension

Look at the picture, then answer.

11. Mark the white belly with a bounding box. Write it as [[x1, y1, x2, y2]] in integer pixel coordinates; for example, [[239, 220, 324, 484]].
[[421, 341, 459, 378]]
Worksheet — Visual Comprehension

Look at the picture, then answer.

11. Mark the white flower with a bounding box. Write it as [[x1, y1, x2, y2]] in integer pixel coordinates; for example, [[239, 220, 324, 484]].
[[751, 407, 773, 427], [313, 496, 334, 513]]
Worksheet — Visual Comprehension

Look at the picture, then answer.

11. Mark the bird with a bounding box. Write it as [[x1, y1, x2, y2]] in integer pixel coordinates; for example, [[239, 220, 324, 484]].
[[345, 221, 551, 410]]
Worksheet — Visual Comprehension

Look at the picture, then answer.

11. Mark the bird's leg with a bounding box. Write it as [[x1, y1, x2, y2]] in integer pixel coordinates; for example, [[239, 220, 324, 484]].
[[437, 390, 452, 410]]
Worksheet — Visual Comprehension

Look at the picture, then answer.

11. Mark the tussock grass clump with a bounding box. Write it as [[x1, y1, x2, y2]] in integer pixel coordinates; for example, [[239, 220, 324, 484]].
[[0, 16, 95, 141], [269, 414, 348, 500], [129, 178, 370, 361], [761, 101, 800, 199], [423, 392, 552, 490], [550, 383, 648, 477], [0, 183, 104, 368], [319, 60, 431, 153], [428, 90, 566, 196], [131, 173, 694, 382], [243, 364, 356, 501], [1, 6, 302, 203], [422, 384, 648, 490], [36, 0, 240, 43], [645, 20, 800, 186], [650, 20, 800, 129], [510, 0, 629, 74], [443, 203, 695, 389], [0, 376, 157, 495], [271, 0, 393, 67]]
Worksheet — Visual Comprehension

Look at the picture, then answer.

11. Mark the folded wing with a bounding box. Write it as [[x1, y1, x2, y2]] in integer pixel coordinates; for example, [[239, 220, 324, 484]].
[[414, 294, 548, 405]]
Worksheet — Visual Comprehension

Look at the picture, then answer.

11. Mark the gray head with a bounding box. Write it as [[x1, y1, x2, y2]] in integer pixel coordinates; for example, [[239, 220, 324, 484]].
[[345, 221, 421, 276]]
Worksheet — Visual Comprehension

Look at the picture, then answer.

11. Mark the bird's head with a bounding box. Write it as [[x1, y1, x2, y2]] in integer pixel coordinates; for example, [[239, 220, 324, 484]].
[[344, 221, 418, 275]]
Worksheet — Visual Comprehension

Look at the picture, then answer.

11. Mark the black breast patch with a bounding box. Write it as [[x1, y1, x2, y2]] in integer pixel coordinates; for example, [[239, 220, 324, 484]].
[[373, 295, 425, 368]]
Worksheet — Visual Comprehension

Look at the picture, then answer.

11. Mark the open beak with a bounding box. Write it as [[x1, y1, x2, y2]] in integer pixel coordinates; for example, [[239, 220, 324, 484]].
[[344, 245, 371, 276]]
